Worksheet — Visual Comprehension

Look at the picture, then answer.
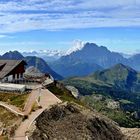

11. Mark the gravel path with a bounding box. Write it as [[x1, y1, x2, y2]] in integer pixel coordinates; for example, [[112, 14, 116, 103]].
[[13, 89, 62, 140]]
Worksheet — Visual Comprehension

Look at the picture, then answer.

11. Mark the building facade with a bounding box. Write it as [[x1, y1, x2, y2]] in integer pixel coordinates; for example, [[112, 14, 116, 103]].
[[0, 60, 27, 82]]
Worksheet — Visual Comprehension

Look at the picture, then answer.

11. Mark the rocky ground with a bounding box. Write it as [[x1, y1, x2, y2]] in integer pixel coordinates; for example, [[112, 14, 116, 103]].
[[29, 103, 125, 140], [121, 127, 140, 140], [0, 106, 22, 138]]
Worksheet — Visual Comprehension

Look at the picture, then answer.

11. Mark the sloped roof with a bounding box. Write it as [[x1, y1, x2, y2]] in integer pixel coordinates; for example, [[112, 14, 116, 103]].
[[0, 60, 26, 79]]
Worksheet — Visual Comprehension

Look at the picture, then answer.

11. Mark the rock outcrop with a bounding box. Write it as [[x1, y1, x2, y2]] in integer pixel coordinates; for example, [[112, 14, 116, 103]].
[[29, 103, 124, 140]]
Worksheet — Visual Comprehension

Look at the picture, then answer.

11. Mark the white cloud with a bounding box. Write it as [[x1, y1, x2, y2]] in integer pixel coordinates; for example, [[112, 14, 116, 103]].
[[0, 0, 139, 33], [66, 40, 85, 55], [0, 41, 47, 46], [0, 34, 7, 38]]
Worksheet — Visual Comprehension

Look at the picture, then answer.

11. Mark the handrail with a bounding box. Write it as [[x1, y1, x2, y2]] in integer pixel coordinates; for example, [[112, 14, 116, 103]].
[[0, 102, 24, 116]]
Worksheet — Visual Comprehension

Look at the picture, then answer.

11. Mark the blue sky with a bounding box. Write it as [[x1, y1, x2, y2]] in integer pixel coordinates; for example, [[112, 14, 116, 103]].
[[0, 0, 140, 54]]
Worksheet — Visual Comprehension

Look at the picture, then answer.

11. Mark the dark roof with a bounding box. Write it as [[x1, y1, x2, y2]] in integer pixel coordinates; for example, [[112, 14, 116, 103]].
[[0, 60, 26, 79]]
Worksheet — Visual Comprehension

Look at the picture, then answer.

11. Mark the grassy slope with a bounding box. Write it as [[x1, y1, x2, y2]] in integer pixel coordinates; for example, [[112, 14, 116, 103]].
[[47, 84, 85, 106], [0, 92, 29, 110], [0, 106, 20, 127], [0, 106, 21, 140], [63, 64, 140, 95], [0, 92, 30, 138]]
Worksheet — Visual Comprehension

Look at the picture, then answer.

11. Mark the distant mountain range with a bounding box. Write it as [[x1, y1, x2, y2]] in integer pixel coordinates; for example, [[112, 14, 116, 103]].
[[22, 50, 65, 62], [50, 42, 140, 77], [0, 51, 63, 80], [1, 42, 140, 79]]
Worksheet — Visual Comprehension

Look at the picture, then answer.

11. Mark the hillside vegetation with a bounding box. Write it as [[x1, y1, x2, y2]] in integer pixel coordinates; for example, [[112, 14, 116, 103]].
[[81, 94, 140, 127], [63, 64, 140, 127], [47, 83, 85, 106], [0, 107, 21, 139], [0, 92, 29, 110]]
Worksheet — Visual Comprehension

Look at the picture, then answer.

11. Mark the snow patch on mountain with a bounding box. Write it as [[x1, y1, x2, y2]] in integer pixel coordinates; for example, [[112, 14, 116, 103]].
[[65, 40, 85, 55], [21, 40, 86, 58], [22, 49, 65, 62], [22, 49, 65, 57]]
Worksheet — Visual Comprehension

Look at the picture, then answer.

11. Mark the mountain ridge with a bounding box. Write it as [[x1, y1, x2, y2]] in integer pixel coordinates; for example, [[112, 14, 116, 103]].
[[0, 51, 63, 80], [63, 63, 140, 95], [50, 42, 140, 77], [50, 42, 130, 77], [1, 42, 140, 78]]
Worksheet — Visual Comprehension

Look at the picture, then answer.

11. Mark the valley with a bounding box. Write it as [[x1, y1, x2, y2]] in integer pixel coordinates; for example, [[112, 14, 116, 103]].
[[63, 63, 140, 127]]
